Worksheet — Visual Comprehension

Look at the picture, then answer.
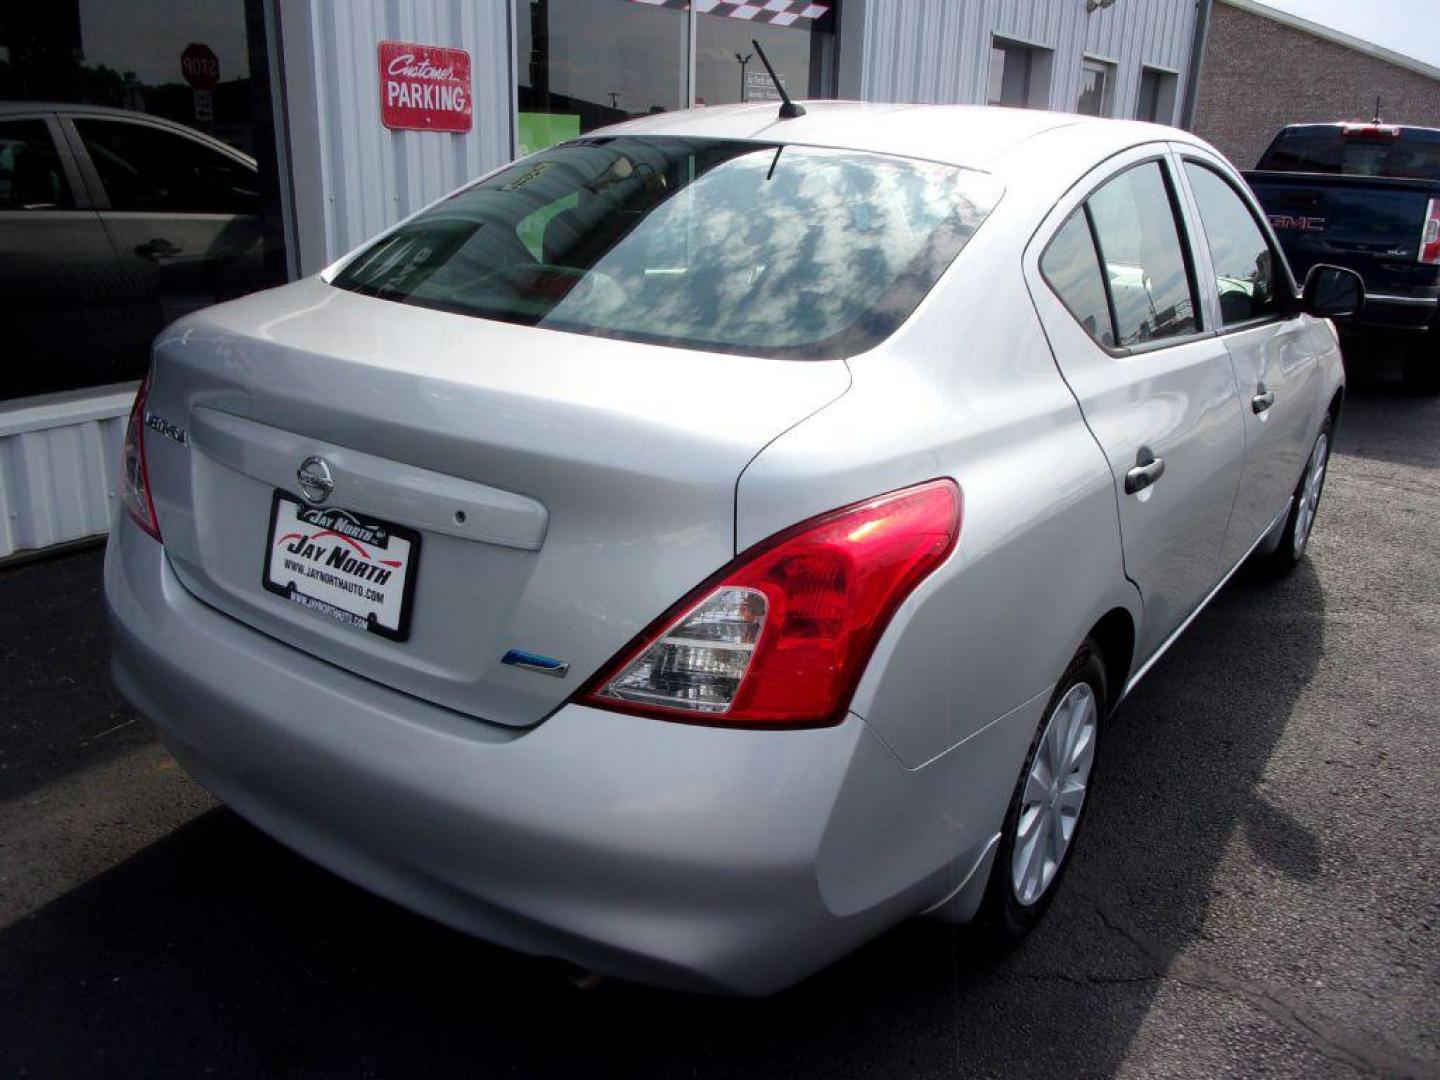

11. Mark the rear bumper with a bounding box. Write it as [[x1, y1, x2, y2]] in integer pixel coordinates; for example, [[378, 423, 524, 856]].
[[104, 515, 1011, 994]]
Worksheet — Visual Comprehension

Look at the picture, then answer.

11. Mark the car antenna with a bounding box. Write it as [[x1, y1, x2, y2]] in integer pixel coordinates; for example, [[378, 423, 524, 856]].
[[751, 39, 805, 119]]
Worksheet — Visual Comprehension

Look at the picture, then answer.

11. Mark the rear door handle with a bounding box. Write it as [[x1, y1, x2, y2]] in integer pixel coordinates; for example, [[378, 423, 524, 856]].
[[1252, 388, 1276, 414], [1124, 450, 1166, 494]]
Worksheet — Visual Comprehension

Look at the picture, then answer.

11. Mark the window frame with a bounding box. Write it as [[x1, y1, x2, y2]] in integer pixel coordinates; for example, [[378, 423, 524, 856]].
[[1135, 66, 1178, 124], [1038, 150, 1209, 358], [56, 112, 259, 216], [1076, 57, 1116, 118], [987, 36, 1052, 109], [1175, 150, 1301, 336]]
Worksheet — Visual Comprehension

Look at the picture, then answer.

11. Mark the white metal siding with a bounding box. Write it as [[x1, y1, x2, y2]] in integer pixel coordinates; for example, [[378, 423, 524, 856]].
[[856, 0, 1196, 122], [0, 386, 134, 560], [282, 0, 514, 271]]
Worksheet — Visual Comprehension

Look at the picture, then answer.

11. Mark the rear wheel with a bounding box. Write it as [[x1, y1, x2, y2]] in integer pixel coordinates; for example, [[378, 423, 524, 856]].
[[1261, 417, 1332, 574], [974, 640, 1105, 946]]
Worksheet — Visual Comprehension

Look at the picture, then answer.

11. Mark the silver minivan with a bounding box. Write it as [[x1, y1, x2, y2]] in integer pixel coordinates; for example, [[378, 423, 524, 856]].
[[105, 103, 1358, 993]]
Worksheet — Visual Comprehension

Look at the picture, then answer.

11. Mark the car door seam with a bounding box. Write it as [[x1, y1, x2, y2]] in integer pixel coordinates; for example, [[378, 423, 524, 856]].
[[1019, 263, 1138, 604]]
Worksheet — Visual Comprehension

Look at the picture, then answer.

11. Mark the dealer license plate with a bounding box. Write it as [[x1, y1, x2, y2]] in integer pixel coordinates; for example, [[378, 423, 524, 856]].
[[262, 492, 420, 641]]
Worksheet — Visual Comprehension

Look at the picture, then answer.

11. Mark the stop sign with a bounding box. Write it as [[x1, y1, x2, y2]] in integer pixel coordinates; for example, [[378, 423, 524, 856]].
[[180, 43, 220, 91]]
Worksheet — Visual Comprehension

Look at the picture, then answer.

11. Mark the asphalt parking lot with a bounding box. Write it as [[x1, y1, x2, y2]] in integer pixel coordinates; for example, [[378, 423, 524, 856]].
[[1, 352, 1437, 1079]]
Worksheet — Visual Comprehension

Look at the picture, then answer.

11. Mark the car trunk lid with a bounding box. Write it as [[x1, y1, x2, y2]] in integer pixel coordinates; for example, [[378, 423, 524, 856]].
[[144, 278, 851, 727]]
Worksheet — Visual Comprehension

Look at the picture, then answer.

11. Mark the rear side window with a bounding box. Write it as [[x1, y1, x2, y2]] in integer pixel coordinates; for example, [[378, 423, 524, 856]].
[[0, 119, 74, 210], [1258, 127, 1440, 181], [1041, 210, 1114, 347], [74, 119, 259, 215], [332, 136, 1002, 360], [1043, 159, 1199, 349], [1184, 162, 1284, 326]]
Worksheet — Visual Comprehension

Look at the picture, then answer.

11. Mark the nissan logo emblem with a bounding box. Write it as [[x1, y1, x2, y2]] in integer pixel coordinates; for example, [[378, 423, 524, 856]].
[[297, 456, 335, 504]]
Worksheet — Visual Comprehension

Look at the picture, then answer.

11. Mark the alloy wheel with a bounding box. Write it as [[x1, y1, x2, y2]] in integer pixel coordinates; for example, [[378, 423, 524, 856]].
[[1010, 681, 1098, 907], [1292, 433, 1329, 559]]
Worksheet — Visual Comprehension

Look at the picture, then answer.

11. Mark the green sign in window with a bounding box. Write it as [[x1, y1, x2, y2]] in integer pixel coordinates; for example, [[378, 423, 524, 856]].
[[518, 112, 580, 157]]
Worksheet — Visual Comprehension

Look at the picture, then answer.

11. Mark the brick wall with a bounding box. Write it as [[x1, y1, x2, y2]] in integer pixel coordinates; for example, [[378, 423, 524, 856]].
[[1191, 1, 1440, 170]]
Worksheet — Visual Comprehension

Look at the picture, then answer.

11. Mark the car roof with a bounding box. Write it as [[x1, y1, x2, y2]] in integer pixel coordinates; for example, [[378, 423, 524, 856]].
[[0, 100, 258, 164], [585, 101, 1201, 177], [0, 101, 155, 119]]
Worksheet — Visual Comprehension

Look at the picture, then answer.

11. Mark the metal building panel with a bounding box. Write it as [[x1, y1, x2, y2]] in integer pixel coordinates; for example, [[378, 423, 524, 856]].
[[305, 0, 514, 264], [859, 0, 1196, 123], [0, 386, 134, 560]]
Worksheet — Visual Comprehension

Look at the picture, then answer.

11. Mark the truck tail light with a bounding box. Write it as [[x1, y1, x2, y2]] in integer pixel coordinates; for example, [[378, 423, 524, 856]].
[[1340, 123, 1399, 138], [578, 479, 961, 729], [120, 373, 162, 542], [1420, 198, 1440, 266]]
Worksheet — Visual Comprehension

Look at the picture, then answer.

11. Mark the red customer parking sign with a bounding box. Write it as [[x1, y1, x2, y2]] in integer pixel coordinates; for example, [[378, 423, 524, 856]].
[[378, 40, 472, 133]]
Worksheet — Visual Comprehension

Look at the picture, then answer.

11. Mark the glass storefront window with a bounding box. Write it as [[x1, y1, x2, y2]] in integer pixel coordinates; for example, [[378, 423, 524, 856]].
[[516, 0, 691, 156], [515, 1, 838, 157], [0, 1, 287, 401], [694, 4, 836, 108]]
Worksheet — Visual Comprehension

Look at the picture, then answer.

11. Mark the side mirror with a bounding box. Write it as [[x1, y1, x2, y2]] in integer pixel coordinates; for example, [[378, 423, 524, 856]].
[[1300, 264, 1364, 320]]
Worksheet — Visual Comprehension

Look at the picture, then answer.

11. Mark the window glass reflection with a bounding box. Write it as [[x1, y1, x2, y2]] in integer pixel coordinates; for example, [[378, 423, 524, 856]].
[[694, 5, 835, 107], [516, 0, 690, 155], [1087, 161, 1199, 345], [1041, 209, 1115, 347], [335, 137, 1000, 359], [0, 0, 287, 400], [1184, 162, 1281, 325]]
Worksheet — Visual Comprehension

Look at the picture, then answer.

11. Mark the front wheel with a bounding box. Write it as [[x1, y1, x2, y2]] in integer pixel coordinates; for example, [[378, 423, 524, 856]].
[[973, 640, 1105, 946], [1261, 417, 1332, 574]]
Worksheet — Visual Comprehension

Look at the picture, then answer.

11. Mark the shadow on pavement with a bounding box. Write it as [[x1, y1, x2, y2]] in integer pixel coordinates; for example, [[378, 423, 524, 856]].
[[0, 553, 1329, 1077], [0, 545, 148, 805], [1332, 341, 1440, 470]]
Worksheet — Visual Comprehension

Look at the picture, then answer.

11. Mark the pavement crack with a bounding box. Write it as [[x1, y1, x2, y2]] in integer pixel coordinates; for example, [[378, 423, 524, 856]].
[[1076, 889, 1439, 1079]]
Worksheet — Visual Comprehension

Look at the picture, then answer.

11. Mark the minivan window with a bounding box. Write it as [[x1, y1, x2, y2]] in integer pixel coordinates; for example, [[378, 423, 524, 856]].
[[1041, 208, 1114, 347], [1086, 161, 1199, 346], [1184, 162, 1283, 326], [333, 137, 1002, 359]]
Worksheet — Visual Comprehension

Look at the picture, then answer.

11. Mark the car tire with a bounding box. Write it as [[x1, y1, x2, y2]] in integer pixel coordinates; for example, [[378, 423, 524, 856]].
[[972, 639, 1106, 948], [1402, 341, 1440, 395], [1261, 416, 1333, 574]]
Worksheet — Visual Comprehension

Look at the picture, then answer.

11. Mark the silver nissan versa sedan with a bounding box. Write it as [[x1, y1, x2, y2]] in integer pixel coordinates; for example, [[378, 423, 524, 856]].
[[105, 102, 1360, 994]]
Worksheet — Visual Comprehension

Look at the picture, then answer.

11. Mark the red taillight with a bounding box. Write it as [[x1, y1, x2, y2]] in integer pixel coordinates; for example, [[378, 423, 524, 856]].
[[120, 373, 162, 542], [1420, 198, 1440, 266], [578, 479, 962, 729]]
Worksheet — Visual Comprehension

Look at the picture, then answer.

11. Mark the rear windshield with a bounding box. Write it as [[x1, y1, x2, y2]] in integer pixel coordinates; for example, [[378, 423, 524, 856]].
[[332, 136, 1001, 359], [1257, 127, 1440, 181]]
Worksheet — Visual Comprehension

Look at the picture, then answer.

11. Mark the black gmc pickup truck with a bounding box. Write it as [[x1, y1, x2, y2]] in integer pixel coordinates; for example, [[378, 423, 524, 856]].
[[1245, 122, 1440, 392]]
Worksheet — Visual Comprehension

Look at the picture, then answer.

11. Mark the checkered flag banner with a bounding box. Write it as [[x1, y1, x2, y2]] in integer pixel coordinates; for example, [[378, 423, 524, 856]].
[[628, 0, 831, 27]]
